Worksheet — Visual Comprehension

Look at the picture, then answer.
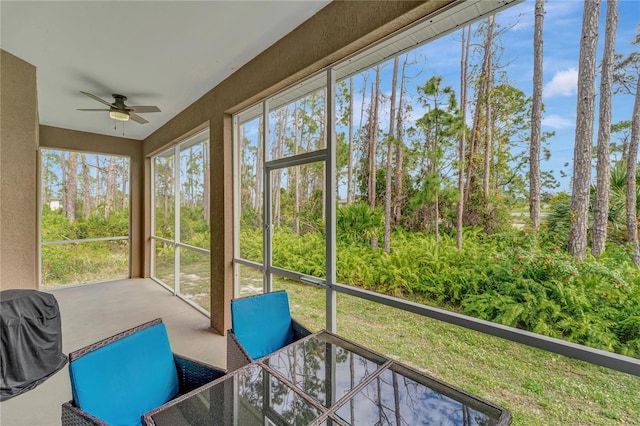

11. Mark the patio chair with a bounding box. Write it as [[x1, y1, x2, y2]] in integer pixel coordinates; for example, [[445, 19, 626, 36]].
[[61, 318, 225, 426], [227, 290, 312, 372]]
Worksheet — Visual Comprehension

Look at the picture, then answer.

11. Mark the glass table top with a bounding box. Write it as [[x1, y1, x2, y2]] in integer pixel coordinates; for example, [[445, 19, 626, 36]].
[[264, 332, 386, 408], [150, 363, 322, 426], [333, 364, 504, 426], [148, 331, 510, 426]]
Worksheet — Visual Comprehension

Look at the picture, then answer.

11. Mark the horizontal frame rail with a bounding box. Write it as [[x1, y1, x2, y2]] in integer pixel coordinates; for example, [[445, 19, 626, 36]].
[[265, 149, 327, 170], [150, 236, 210, 255], [234, 258, 264, 270], [332, 283, 640, 377], [268, 265, 327, 289], [42, 236, 128, 245]]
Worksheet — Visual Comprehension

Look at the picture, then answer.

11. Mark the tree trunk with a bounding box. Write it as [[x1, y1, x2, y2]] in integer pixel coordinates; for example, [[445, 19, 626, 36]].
[[357, 73, 369, 201], [255, 116, 263, 212], [203, 140, 210, 222], [321, 90, 327, 220], [239, 125, 247, 207], [294, 102, 300, 235], [482, 16, 495, 201], [65, 152, 77, 223], [465, 24, 489, 208], [384, 57, 399, 254], [368, 66, 381, 209], [189, 146, 196, 207], [82, 154, 91, 218], [530, 0, 545, 231], [60, 153, 68, 217], [392, 372, 402, 426], [457, 26, 471, 249], [592, 0, 618, 256], [105, 155, 116, 218], [394, 56, 409, 225], [41, 153, 53, 208], [118, 159, 124, 211], [163, 164, 169, 228], [435, 95, 441, 245], [347, 77, 354, 204], [568, 0, 601, 260], [300, 98, 311, 207], [366, 82, 375, 207], [272, 108, 288, 227], [627, 75, 640, 266], [96, 156, 103, 211]]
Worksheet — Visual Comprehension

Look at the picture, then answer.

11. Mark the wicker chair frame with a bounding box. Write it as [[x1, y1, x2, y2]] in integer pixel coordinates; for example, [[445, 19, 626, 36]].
[[60, 318, 226, 426]]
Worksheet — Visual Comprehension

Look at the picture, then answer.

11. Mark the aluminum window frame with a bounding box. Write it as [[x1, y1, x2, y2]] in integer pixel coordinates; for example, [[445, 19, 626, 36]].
[[150, 129, 211, 317], [231, 0, 640, 376], [38, 148, 132, 288]]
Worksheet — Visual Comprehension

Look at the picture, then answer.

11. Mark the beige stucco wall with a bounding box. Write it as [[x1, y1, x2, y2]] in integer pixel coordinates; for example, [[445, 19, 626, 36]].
[[39, 125, 144, 278], [0, 50, 39, 290], [142, 0, 454, 334]]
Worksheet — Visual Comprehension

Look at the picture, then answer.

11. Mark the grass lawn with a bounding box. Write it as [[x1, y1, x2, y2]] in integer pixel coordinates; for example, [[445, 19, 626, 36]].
[[41, 241, 129, 289], [264, 277, 640, 426]]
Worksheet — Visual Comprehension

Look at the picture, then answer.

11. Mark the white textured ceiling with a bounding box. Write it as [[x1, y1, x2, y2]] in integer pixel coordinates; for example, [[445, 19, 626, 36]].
[[0, 1, 331, 140]]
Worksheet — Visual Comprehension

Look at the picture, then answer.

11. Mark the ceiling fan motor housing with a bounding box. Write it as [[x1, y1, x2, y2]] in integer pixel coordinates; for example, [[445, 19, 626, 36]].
[[112, 94, 128, 110]]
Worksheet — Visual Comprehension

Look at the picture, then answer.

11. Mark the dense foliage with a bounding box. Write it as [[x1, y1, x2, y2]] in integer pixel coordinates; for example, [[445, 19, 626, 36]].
[[241, 204, 640, 357], [41, 208, 129, 285], [41, 204, 212, 287]]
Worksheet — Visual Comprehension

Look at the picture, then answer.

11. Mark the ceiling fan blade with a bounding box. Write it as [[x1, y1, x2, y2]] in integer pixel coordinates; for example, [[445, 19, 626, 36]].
[[77, 108, 110, 111], [128, 106, 161, 113], [80, 91, 114, 107], [128, 112, 149, 124]]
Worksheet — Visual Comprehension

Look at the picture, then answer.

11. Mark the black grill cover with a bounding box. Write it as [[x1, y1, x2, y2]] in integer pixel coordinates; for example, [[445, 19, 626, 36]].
[[0, 289, 67, 401]]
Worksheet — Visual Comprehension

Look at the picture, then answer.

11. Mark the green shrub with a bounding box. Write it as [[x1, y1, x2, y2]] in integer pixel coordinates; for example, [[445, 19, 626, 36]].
[[337, 202, 383, 244], [236, 223, 640, 355]]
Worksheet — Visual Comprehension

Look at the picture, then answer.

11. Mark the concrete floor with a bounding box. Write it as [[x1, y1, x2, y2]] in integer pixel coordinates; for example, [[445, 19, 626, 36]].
[[0, 278, 227, 426]]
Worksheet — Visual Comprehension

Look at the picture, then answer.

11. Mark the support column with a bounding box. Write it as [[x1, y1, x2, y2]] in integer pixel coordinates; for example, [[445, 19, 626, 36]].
[[0, 50, 38, 290]]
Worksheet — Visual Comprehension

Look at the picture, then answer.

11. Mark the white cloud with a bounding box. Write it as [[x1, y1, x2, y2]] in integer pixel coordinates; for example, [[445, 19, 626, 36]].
[[542, 114, 575, 129], [543, 68, 578, 98]]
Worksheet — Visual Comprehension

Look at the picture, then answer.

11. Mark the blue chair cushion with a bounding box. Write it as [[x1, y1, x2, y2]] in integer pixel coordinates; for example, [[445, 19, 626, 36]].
[[232, 291, 294, 359], [68, 323, 179, 426]]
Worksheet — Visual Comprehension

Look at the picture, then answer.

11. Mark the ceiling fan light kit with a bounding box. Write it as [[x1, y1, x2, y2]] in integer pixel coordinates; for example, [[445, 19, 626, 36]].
[[109, 110, 129, 121]]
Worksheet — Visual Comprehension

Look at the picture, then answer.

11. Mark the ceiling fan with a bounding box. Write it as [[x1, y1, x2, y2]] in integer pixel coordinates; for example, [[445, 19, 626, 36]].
[[77, 91, 160, 124]]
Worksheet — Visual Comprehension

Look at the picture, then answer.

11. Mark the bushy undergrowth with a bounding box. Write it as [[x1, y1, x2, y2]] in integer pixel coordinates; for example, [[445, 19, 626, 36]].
[[41, 208, 129, 241], [41, 209, 130, 285], [240, 224, 640, 357], [41, 241, 128, 286], [41, 206, 211, 285]]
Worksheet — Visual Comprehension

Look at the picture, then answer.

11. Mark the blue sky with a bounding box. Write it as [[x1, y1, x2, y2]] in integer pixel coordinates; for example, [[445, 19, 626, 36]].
[[414, 0, 639, 192]]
